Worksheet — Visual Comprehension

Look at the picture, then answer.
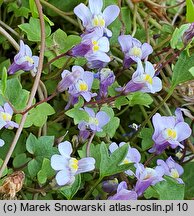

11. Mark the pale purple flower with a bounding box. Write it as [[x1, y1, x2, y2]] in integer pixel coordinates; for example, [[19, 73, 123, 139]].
[[118, 35, 153, 68], [71, 28, 111, 69], [8, 40, 39, 75], [74, 0, 120, 37], [108, 181, 138, 200], [57, 66, 96, 109], [116, 60, 162, 94], [109, 142, 141, 176], [95, 68, 115, 98], [78, 107, 110, 132], [57, 66, 83, 92], [0, 103, 19, 129], [149, 108, 192, 154], [157, 157, 184, 184], [134, 163, 164, 196], [51, 141, 95, 186]]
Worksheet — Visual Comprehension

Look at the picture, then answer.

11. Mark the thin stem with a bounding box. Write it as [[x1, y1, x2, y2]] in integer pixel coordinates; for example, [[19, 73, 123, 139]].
[[83, 177, 102, 200], [21, 91, 57, 115], [0, 0, 45, 178], [40, 0, 79, 27], [0, 26, 19, 50], [86, 133, 95, 157], [0, 20, 21, 39], [139, 105, 153, 129], [131, 3, 137, 37], [144, 153, 157, 167]]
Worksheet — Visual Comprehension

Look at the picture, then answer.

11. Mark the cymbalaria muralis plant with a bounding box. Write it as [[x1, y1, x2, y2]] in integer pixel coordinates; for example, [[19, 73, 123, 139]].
[[0, 0, 193, 200]]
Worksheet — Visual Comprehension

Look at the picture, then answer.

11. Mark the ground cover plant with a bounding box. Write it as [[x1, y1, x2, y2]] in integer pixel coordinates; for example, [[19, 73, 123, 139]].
[[0, 0, 193, 200]]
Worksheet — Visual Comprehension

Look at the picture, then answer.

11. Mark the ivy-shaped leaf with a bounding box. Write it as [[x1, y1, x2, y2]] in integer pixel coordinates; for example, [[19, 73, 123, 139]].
[[99, 142, 133, 178], [172, 51, 194, 86]]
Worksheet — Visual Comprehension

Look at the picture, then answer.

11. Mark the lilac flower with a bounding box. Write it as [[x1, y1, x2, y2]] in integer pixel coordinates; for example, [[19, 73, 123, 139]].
[[134, 163, 164, 196], [109, 142, 141, 176], [118, 35, 153, 68], [108, 181, 138, 200], [74, 0, 120, 37], [116, 60, 162, 94], [78, 107, 110, 132], [0, 103, 19, 129], [8, 40, 39, 75], [57, 66, 83, 92], [57, 66, 96, 109], [95, 68, 115, 98], [51, 141, 95, 186], [71, 28, 110, 69], [149, 108, 192, 154], [157, 157, 184, 184]]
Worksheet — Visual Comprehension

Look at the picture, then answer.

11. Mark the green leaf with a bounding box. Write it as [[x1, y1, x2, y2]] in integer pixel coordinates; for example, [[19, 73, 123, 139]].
[[153, 176, 185, 200], [60, 174, 81, 200], [126, 92, 153, 107], [28, 159, 41, 178], [4, 78, 29, 110], [182, 162, 194, 199], [189, 66, 194, 77], [144, 186, 159, 199], [26, 134, 57, 178], [139, 128, 154, 151], [115, 96, 129, 109], [170, 24, 190, 50], [65, 107, 89, 125], [29, 0, 54, 26], [37, 158, 55, 185], [99, 143, 133, 178], [172, 51, 194, 86], [16, 102, 55, 128], [186, 0, 194, 22], [18, 17, 51, 41], [13, 153, 31, 169]]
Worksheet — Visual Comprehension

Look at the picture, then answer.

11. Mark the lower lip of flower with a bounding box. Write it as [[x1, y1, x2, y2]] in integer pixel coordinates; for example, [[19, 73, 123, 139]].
[[92, 40, 100, 51], [170, 169, 179, 179]]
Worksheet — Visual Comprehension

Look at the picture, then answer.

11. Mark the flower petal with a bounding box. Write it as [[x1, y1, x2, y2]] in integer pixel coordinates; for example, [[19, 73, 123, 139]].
[[55, 169, 71, 186], [118, 35, 133, 53], [141, 43, 153, 59], [89, 0, 103, 14], [96, 111, 110, 128], [145, 61, 155, 77], [98, 37, 110, 52], [74, 3, 92, 27], [109, 142, 118, 153], [51, 154, 68, 171], [103, 5, 120, 26], [175, 122, 192, 141], [76, 157, 95, 174], [58, 141, 72, 158], [4, 103, 13, 116]]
